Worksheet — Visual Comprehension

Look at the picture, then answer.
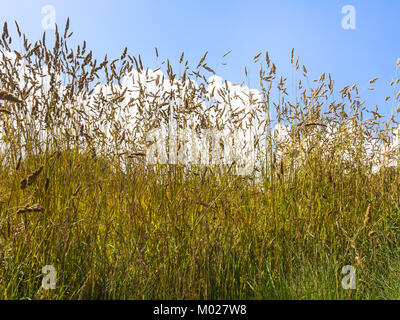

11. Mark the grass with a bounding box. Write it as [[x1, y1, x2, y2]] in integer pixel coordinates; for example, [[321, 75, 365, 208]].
[[1, 152, 400, 299], [0, 20, 400, 300]]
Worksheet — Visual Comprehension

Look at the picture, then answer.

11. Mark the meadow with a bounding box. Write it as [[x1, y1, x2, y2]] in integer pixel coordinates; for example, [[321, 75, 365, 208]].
[[0, 21, 400, 299]]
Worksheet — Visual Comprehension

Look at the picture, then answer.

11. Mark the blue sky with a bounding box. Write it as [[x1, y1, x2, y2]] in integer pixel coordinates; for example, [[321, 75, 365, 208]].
[[1, 0, 400, 118]]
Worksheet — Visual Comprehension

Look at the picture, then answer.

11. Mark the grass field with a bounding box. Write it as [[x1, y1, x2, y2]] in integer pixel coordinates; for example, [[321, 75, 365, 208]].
[[0, 21, 400, 299]]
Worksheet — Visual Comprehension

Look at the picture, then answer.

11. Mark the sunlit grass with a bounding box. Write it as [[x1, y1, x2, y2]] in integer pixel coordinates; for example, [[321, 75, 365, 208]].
[[0, 20, 400, 300]]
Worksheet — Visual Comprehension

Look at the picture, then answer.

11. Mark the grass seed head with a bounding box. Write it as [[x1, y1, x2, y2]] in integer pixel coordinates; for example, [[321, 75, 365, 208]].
[[363, 204, 371, 227], [17, 204, 45, 214], [20, 165, 43, 190], [0, 89, 23, 103]]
